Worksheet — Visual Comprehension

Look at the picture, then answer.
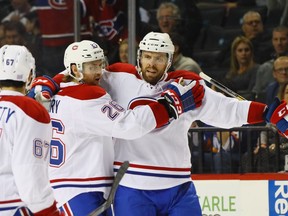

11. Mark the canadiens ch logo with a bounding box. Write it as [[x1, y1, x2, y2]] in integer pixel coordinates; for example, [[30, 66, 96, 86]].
[[72, 45, 78, 50], [48, 0, 67, 10]]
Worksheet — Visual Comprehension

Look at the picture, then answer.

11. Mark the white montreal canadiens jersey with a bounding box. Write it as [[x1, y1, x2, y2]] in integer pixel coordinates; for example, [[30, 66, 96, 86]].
[[0, 90, 55, 215], [48, 82, 166, 207], [101, 63, 255, 190]]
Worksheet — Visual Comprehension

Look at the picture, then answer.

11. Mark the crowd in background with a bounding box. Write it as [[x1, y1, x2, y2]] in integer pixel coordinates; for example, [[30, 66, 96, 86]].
[[0, 0, 287, 173]]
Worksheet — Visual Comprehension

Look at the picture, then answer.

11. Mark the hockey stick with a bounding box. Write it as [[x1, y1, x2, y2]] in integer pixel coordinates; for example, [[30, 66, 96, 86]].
[[88, 161, 130, 216], [199, 72, 246, 101]]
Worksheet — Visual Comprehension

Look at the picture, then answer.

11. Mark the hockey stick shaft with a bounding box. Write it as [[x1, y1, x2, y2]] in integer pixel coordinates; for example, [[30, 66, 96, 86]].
[[199, 72, 246, 101], [88, 161, 130, 216]]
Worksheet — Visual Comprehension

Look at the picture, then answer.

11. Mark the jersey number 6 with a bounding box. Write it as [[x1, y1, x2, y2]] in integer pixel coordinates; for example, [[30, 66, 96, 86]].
[[50, 118, 66, 167]]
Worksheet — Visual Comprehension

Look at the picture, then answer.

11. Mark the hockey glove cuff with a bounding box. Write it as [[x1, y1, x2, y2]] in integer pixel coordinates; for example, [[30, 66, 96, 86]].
[[265, 98, 288, 138]]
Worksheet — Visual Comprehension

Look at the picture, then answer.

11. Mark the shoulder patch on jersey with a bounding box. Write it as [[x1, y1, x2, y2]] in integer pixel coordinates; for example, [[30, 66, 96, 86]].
[[106, 63, 139, 76], [58, 84, 106, 100], [0, 96, 50, 123], [166, 70, 201, 81]]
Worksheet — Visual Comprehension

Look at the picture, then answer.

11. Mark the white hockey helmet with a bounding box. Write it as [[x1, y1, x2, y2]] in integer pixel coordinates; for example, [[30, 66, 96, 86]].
[[0, 45, 35, 83], [64, 40, 104, 80], [137, 32, 174, 74]]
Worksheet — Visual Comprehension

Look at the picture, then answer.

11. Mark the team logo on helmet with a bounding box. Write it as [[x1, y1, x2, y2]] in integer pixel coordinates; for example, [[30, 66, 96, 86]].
[[72, 45, 78, 50]]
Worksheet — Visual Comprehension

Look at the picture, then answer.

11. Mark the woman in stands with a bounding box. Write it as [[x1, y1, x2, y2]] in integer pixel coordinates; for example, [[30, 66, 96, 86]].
[[222, 36, 259, 98]]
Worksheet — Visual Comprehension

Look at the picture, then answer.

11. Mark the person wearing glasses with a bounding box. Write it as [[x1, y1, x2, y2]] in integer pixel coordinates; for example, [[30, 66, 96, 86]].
[[241, 11, 264, 40], [154, 1, 202, 58], [252, 26, 288, 99], [266, 56, 288, 105], [215, 11, 273, 69]]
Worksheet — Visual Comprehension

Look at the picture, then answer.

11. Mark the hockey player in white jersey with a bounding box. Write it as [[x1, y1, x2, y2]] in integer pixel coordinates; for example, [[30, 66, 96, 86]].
[[29, 33, 288, 215], [27, 40, 205, 215], [0, 45, 63, 215], [99, 32, 288, 216]]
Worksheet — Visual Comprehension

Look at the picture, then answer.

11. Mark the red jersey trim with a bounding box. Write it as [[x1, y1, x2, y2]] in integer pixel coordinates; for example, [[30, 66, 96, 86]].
[[50, 176, 114, 183], [114, 161, 191, 172], [128, 97, 169, 128], [0, 96, 50, 123], [0, 199, 22, 204], [247, 101, 266, 124], [58, 84, 106, 100]]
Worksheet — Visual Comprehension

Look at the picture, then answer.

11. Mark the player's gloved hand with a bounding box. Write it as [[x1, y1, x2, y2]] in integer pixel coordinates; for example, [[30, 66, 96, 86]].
[[265, 98, 288, 138], [158, 78, 205, 119], [27, 75, 59, 111]]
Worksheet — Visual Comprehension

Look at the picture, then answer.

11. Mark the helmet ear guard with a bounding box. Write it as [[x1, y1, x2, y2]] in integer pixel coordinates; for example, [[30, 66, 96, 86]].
[[137, 32, 174, 75], [63, 40, 105, 80], [0, 45, 35, 84]]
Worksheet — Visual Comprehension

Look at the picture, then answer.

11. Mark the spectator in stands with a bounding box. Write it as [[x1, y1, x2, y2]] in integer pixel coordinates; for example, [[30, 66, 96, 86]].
[[241, 127, 272, 173], [252, 26, 288, 100], [2, 20, 26, 45], [137, 1, 202, 58], [156, 2, 180, 35], [267, 0, 288, 26], [118, 38, 129, 63], [1, 0, 36, 25], [265, 56, 288, 105], [35, 0, 132, 75], [153, 1, 202, 57], [216, 10, 272, 68], [242, 11, 264, 40], [2, 20, 41, 74], [213, 129, 240, 173], [109, 38, 139, 64], [222, 36, 259, 96], [190, 119, 240, 173], [169, 32, 201, 73], [35, 0, 93, 77], [90, 0, 128, 63]]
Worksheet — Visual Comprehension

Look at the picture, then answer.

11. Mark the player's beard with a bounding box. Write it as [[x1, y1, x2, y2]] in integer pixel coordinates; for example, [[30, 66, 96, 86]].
[[142, 66, 165, 85]]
